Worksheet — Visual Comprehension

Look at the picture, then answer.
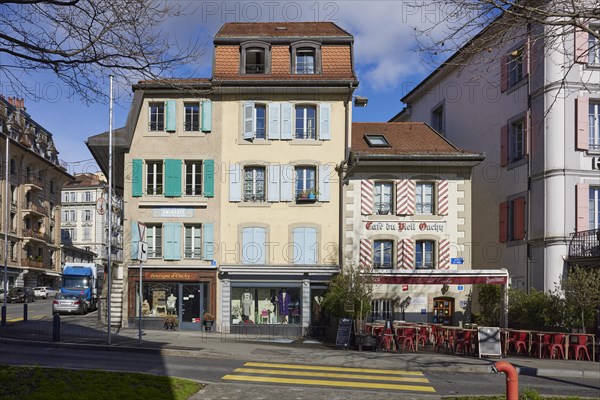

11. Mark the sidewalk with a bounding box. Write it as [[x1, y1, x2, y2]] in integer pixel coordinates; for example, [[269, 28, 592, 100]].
[[1, 319, 598, 380]]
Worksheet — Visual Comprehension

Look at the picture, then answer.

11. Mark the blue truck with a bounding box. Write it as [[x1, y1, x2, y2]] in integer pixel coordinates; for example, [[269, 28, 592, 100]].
[[60, 263, 102, 312]]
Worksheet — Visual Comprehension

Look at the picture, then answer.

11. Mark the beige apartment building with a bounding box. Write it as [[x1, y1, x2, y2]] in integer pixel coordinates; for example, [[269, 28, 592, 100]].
[[1, 96, 72, 290], [214, 22, 358, 335]]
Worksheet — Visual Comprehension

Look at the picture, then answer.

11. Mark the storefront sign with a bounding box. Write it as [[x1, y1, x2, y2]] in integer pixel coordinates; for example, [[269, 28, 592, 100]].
[[364, 221, 445, 233], [152, 208, 194, 218], [379, 275, 508, 285], [145, 271, 196, 281]]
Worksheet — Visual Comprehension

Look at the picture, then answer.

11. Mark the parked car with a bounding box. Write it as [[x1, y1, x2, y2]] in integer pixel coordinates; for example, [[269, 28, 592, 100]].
[[52, 293, 87, 315], [33, 286, 57, 299], [6, 287, 35, 303]]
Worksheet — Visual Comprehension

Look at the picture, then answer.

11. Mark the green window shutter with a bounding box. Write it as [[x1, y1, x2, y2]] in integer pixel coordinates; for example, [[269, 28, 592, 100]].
[[164, 159, 182, 197], [203, 159, 215, 197], [131, 221, 140, 260], [203, 223, 214, 261], [201, 100, 212, 132], [132, 159, 143, 197], [165, 100, 176, 132]]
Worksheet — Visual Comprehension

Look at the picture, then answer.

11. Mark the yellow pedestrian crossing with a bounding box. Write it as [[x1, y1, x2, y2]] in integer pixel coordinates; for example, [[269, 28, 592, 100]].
[[222, 361, 436, 392]]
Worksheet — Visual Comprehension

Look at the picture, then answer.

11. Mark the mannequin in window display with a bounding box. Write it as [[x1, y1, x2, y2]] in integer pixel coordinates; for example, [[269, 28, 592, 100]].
[[277, 289, 291, 323], [241, 289, 253, 321], [166, 294, 177, 315]]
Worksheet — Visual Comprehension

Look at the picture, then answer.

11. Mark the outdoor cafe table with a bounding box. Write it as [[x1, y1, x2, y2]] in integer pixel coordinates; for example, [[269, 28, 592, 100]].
[[530, 332, 596, 361]]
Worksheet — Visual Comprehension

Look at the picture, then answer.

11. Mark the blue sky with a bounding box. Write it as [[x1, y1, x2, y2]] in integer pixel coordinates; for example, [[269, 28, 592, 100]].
[[1, 1, 446, 174]]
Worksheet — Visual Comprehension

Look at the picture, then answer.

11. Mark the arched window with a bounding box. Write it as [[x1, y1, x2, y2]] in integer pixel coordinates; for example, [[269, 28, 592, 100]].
[[291, 41, 321, 74], [240, 42, 271, 74]]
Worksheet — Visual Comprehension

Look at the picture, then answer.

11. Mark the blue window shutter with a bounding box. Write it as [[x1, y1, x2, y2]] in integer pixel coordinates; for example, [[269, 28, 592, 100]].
[[255, 227, 266, 264], [164, 159, 182, 197], [203, 159, 215, 197], [318, 164, 331, 202], [229, 163, 242, 202], [164, 223, 181, 260], [203, 223, 214, 261], [165, 100, 176, 132], [243, 102, 254, 139], [201, 100, 212, 132], [268, 102, 280, 139], [293, 228, 305, 264], [319, 103, 331, 140], [163, 223, 173, 260], [280, 164, 293, 201], [132, 159, 143, 197], [280, 102, 293, 140], [306, 227, 318, 265], [131, 221, 140, 260], [267, 164, 280, 202], [242, 228, 254, 264]]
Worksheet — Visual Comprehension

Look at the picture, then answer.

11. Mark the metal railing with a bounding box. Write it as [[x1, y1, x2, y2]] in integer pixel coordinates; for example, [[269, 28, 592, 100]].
[[25, 176, 44, 188], [568, 228, 600, 258], [22, 202, 48, 215]]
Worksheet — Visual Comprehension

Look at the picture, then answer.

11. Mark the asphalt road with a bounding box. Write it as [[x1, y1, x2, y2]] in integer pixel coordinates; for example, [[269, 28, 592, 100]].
[[0, 342, 598, 399]]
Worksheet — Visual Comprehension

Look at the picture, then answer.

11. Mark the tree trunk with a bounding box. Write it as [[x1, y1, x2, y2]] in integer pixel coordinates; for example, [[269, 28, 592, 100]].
[[581, 310, 586, 334]]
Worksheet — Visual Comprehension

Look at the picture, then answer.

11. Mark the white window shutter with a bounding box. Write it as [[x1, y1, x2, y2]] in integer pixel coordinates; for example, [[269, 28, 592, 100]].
[[280, 102, 293, 140], [280, 164, 293, 201], [319, 103, 331, 140], [229, 163, 242, 202], [268, 103, 281, 140], [318, 164, 331, 202], [267, 164, 280, 202], [243, 102, 254, 140]]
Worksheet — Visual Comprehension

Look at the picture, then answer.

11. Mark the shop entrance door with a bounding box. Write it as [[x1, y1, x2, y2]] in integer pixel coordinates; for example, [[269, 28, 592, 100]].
[[179, 283, 203, 331]]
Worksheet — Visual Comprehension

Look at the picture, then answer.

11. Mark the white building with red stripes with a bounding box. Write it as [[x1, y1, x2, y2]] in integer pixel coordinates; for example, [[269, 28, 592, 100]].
[[344, 122, 485, 325]]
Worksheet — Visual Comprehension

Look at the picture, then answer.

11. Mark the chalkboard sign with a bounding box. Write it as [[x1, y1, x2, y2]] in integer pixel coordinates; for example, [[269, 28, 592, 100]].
[[477, 326, 502, 358], [335, 318, 353, 348]]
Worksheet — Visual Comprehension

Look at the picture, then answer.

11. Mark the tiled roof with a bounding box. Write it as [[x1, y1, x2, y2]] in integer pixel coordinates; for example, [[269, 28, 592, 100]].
[[215, 22, 352, 38], [352, 122, 477, 155]]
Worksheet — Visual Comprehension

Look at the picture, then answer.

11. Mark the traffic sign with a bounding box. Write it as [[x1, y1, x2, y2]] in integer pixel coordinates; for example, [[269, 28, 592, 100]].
[[451, 257, 464, 264], [138, 241, 148, 262]]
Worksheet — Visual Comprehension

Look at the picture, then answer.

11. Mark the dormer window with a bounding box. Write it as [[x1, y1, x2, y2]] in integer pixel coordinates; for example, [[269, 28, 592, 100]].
[[241, 41, 271, 74], [365, 134, 390, 147], [291, 41, 321, 75]]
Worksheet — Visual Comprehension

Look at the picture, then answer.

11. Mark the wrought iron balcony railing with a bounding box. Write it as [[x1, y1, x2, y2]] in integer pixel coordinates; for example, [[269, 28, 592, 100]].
[[568, 228, 600, 258]]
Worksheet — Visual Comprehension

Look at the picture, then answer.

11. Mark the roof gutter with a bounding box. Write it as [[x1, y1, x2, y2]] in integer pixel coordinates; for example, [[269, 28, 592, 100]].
[[212, 79, 359, 87], [214, 37, 353, 45]]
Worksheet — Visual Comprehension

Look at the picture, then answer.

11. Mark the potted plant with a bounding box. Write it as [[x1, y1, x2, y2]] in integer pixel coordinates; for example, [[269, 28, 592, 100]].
[[297, 190, 309, 200], [163, 315, 179, 330], [308, 190, 317, 200], [203, 312, 215, 332]]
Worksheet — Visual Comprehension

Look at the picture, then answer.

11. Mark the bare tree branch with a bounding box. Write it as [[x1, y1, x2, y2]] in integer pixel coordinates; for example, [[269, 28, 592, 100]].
[[0, 0, 204, 104]]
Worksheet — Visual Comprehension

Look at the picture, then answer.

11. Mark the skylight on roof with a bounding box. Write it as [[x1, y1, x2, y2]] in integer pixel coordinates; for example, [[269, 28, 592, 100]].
[[365, 134, 390, 147]]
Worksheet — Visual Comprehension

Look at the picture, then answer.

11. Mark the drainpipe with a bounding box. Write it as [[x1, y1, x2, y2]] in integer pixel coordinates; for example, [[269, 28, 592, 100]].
[[493, 361, 519, 400]]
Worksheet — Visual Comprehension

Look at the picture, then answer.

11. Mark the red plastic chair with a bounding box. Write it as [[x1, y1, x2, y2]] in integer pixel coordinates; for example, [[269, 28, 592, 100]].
[[380, 326, 396, 352], [544, 333, 566, 359], [540, 334, 552, 358], [569, 335, 591, 361], [455, 330, 473, 356], [512, 331, 529, 355], [433, 326, 446, 352], [401, 327, 416, 352], [416, 326, 429, 348]]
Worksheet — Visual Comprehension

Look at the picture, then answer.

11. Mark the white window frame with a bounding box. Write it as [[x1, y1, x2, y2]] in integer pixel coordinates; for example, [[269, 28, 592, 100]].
[[589, 26, 600, 64], [373, 240, 393, 269], [432, 104, 444, 134], [510, 120, 526, 162], [295, 166, 316, 199], [508, 48, 525, 87], [185, 161, 202, 196], [149, 102, 165, 131], [146, 161, 163, 195], [374, 182, 393, 215], [146, 224, 163, 259], [295, 105, 316, 140], [416, 182, 434, 215], [254, 104, 266, 139], [295, 48, 316, 74], [184, 224, 202, 259], [590, 102, 600, 152], [590, 187, 600, 230], [85, 191, 92, 202], [370, 299, 393, 321], [83, 209, 92, 221], [415, 240, 435, 269], [243, 166, 266, 202], [184, 102, 200, 132], [83, 227, 91, 241]]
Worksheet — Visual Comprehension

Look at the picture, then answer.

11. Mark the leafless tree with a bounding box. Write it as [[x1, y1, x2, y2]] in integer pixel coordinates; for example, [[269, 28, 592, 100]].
[[412, 0, 599, 72], [0, 0, 203, 103]]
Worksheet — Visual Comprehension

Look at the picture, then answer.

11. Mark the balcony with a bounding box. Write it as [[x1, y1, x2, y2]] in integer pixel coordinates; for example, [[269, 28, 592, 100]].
[[22, 228, 51, 242], [24, 176, 44, 190], [568, 229, 600, 261], [22, 202, 48, 216]]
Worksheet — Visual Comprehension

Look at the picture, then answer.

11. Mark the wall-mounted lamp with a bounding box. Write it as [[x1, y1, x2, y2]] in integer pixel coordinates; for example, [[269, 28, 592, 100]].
[[353, 96, 368, 107], [441, 284, 449, 295]]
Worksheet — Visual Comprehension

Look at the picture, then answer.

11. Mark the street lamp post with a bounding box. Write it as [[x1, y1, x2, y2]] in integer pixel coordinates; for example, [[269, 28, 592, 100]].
[[2, 124, 9, 325]]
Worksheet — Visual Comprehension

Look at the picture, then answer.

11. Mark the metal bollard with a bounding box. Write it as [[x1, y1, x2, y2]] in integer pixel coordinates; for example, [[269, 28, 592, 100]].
[[23, 303, 27, 322], [53, 314, 60, 342], [494, 361, 518, 400]]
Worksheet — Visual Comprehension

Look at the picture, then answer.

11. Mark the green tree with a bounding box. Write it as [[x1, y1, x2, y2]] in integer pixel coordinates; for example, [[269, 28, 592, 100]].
[[560, 266, 600, 333], [322, 264, 375, 319], [477, 284, 502, 326]]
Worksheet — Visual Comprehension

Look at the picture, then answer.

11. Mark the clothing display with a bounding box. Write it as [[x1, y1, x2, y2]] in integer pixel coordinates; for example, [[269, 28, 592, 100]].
[[241, 291, 253, 316], [277, 289, 291, 315]]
